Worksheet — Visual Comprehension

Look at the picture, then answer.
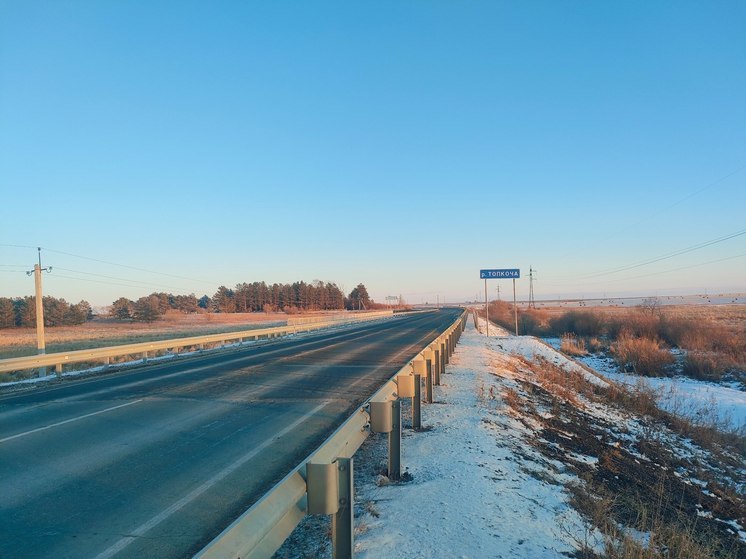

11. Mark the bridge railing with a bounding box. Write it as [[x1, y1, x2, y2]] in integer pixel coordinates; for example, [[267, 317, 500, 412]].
[[195, 309, 468, 559], [0, 310, 395, 376]]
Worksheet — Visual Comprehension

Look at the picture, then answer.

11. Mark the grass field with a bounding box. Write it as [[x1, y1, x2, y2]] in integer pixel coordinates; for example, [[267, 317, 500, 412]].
[[0, 311, 293, 360], [480, 300, 746, 383]]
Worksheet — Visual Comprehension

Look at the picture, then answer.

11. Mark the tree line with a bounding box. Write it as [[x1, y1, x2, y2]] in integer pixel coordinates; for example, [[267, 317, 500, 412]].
[[0, 296, 92, 328], [110, 281, 375, 323], [0, 281, 377, 328]]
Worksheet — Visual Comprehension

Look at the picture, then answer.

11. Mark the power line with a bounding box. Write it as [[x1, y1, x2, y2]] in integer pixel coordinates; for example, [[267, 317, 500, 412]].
[[0, 244, 214, 285], [552, 162, 746, 261], [609, 162, 746, 238], [41, 248, 215, 285], [577, 228, 746, 280], [542, 251, 746, 289], [53, 267, 204, 293], [0, 243, 37, 250], [613, 252, 746, 282], [51, 273, 198, 295]]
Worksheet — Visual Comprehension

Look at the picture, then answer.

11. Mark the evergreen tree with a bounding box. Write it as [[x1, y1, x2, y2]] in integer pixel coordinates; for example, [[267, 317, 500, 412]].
[[66, 301, 91, 325], [133, 295, 162, 322], [43, 296, 68, 326], [211, 286, 236, 313], [346, 284, 371, 310], [111, 297, 134, 320], [15, 297, 35, 327], [0, 298, 14, 328]]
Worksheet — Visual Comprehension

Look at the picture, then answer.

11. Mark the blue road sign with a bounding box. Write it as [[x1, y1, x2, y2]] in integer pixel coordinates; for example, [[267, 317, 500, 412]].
[[480, 269, 520, 279]]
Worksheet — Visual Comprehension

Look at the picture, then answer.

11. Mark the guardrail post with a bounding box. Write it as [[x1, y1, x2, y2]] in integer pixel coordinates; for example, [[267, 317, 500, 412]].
[[389, 399, 401, 480], [55, 363, 62, 378], [440, 341, 446, 375], [425, 359, 433, 403], [141, 352, 148, 363], [104, 357, 110, 369], [412, 358, 432, 406], [432, 346, 441, 386], [445, 338, 450, 364], [332, 458, 354, 559], [412, 372, 421, 430]]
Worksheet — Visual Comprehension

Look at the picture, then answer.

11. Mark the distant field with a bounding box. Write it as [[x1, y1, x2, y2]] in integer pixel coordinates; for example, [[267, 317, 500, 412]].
[[0, 312, 295, 360], [534, 302, 746, 331], [531, 292, 745, 310]]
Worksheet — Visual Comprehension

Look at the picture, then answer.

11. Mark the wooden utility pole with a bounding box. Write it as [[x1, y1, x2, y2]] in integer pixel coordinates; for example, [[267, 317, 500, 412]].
[[27, 248, 52, 374]]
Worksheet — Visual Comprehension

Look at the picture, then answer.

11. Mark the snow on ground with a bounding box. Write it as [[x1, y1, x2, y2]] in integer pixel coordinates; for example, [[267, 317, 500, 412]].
[[475, 317, 608, 389], [279, 315, 745, 559], [353, 320, 591, 558], [543, 338, 746, 428]]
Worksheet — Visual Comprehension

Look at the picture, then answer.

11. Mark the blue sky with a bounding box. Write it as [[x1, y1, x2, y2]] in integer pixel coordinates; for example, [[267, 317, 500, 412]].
[[1, 1, 744, 307]]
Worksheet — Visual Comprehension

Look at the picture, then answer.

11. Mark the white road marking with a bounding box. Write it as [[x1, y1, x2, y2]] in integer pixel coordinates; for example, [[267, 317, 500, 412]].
[[93, 400, 330, 559], [0, 400, 144, 444], [3, 325, 385, 407]]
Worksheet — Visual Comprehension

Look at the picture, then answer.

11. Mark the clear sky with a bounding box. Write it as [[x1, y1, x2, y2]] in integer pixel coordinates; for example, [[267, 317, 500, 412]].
[[1, 1, 744, 308]]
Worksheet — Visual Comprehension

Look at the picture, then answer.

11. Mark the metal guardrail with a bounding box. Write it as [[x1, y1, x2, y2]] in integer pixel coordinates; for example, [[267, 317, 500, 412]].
[[0, 310, 395, 376], [287, 311, 383, 326], [195, 309, 468, 559]]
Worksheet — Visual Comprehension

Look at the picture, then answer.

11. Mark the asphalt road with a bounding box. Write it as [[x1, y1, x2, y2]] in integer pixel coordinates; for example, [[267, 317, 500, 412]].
[[0, 308, 462, 559]]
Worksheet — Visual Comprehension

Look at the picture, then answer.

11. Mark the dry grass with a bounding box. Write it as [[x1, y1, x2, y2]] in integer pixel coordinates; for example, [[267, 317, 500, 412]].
[[610, 335, 676, 377], [526, 303, 745, 382], [568, 480, 738, 559], [561, 334, 588, 356], [502, 386, 523, 411], [528, 357, 599, 408], [509, 357, 746, 559], [0, 311, 292, 359]]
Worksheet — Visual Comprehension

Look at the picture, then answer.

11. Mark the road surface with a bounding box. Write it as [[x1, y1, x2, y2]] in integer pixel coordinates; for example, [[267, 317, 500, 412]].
[[0, 309, 461, 558]]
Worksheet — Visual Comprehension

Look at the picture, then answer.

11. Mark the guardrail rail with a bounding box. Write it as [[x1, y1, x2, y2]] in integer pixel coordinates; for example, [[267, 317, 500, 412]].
[[195, 309, 469, 559], [0, 310, 396, 377]]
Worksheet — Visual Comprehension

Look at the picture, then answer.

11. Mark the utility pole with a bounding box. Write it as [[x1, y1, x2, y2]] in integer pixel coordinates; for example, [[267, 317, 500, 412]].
[[497, 284, 501, 301], [528, 266, 537, 309], [26, 248, 52, 375]]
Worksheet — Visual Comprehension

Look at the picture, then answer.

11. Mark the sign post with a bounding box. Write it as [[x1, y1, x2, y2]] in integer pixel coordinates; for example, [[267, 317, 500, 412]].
[[479, 269, 521, 336], [484, 279, 489, 336], [513, 278, 517, 335]]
